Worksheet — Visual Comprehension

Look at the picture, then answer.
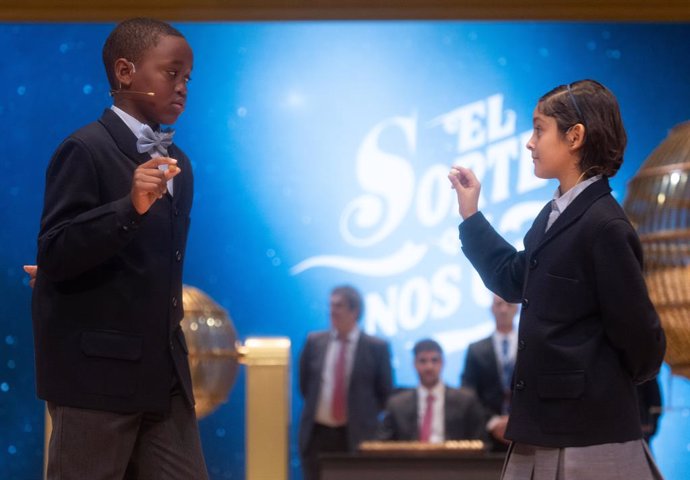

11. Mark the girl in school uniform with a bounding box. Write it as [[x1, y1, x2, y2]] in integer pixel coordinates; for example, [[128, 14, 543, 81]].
[[448, 79, 666, 480]]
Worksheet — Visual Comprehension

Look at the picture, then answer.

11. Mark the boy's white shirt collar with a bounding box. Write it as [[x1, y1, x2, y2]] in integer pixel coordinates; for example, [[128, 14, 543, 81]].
[[110, 105, 146, 137], [110, 105, 175, 195]]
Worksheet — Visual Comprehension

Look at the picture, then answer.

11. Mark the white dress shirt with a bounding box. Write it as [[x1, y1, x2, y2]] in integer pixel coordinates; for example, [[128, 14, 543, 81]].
[[110, 105, 174, 195], [492, 329, 518, 374], [545, 175, 602, 232], [417, 382, 446, 443], [315, 327, 360, 427]]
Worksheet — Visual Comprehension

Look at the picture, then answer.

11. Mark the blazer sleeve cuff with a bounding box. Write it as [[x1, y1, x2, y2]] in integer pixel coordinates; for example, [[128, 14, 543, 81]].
[[112, 196, 146, 233]]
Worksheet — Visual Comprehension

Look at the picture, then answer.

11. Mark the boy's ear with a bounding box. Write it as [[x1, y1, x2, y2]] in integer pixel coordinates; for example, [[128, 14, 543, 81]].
[[567, 123, 586, 151], [113, 58, 136, 87]]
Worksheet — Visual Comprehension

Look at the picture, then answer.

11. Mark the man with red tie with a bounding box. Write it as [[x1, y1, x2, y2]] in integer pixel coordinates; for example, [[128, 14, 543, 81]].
[[298, 285, 393, 480], [377, 339, 486, 443]]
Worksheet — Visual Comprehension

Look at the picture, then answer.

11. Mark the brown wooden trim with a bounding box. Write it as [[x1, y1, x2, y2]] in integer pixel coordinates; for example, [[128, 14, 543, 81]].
[[2, 1, 690, 21], [639, 228, 690, 243], [629, 162, 690, 180]]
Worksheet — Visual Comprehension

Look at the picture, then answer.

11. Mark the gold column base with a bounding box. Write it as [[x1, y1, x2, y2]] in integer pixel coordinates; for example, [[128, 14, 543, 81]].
[[237, 337, 291, 480]]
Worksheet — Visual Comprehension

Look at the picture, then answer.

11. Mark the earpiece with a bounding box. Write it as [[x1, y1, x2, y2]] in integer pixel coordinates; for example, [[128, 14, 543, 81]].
[[110, 60, 155, 96]]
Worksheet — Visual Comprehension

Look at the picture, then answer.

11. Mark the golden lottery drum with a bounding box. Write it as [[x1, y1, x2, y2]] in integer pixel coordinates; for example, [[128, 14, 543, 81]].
[[623, 122, 690, 378], [181, 285, 239, 418]]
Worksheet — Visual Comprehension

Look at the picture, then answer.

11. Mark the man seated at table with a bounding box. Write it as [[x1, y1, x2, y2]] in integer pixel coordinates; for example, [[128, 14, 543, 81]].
[[377, 339, 486, 443]]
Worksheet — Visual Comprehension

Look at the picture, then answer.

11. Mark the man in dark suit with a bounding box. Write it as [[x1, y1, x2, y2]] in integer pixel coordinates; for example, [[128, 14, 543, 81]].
[[462, 294, 519, 451], [378, 339, 486, 443], [32, 18, 207, 479], [298, 285, 393, 480]]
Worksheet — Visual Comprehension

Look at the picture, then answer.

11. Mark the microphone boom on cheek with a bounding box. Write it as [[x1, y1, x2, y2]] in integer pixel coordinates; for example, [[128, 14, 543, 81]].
[[109, 90, 156, 97]]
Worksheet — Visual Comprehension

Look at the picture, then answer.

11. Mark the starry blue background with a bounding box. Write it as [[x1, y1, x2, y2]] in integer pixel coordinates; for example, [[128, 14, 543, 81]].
[[1, 22, 690, 479]]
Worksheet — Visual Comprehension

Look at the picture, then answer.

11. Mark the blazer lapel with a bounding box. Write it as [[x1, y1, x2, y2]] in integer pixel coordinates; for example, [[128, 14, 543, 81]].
[[485, 341, 501, 383], [99, 109, 151, 165], [350, 334, 365, 387], [312, 333, 331, 395], [168, 144, 183, 202], [408, 390, 420, 440], [443, 386, 456, 439], [534, 178, 612, 253], [316, 332, 330, 368], [522, 201, 552, 255]]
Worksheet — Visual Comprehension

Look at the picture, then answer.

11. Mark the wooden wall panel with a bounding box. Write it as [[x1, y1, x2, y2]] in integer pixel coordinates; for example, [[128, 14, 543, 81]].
[[2, 0, 690, 21]]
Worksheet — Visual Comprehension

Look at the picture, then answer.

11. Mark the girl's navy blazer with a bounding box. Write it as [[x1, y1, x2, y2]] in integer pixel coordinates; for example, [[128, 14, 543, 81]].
[[459, 177, 666, 447]]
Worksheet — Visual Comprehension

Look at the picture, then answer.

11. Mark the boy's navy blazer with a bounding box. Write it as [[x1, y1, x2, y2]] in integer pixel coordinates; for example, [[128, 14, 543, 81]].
[[459, 177, 666, 448], [32, 109, 194, 414]]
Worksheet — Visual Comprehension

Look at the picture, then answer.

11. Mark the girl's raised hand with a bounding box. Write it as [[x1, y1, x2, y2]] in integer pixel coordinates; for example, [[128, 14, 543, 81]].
[[448, 166, 481, 220]]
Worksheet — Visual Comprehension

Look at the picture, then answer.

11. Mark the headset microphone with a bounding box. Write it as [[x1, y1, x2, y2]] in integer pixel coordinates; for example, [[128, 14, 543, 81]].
[[110, 62, 156, 96], [109, 90, 156, 97]]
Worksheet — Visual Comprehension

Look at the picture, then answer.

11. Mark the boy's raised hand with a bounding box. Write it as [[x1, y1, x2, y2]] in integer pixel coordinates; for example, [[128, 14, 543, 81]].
[[131, 157, 181, 215], [448, 166, 481, 220], [23, 265, 37, 288]]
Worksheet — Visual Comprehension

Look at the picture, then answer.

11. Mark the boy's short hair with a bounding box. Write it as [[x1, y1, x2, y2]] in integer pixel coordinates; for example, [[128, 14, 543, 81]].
[[413, 338, 443, 358], [538, 79, 627, 178], [102, 18, 184, 88], [331, 285, 364, 320]]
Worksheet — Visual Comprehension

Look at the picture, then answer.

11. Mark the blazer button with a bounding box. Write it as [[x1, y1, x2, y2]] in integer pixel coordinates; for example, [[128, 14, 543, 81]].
[[529, 257, 538, 269], [174, 207, 180, 217], [172, 296, 178, 308], [175, 250, 182, 262], [522, 298, 529, 309], [518, 340, 526, 351], [170, 339, 175, 350], [515, 380, 525, 391]]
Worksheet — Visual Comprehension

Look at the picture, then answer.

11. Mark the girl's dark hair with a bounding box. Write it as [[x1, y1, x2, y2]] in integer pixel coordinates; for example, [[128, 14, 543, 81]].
[[538, 79, 627, 178], [102, 18, 184, 88]]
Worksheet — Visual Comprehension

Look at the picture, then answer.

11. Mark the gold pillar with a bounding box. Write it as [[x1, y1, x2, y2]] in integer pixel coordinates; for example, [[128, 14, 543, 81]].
[[237, 337, 291, 480]]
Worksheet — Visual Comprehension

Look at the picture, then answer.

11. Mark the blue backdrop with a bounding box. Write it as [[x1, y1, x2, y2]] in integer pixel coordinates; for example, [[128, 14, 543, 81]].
[[1, 21, 689, 479]]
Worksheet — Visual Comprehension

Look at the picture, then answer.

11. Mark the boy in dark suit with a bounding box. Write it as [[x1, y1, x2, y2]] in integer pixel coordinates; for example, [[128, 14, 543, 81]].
[[378, 339, 486, 443], [32, 18, 208, 479]]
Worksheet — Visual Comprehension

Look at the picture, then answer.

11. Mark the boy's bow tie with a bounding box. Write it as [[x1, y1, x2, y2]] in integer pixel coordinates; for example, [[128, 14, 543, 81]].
[[136, 124, 174, 155]]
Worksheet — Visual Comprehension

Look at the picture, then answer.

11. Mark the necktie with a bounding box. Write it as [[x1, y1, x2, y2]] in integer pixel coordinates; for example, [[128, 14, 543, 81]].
[[136, 124, 174, 156], [501, 338, 513, 389], [419, 393, 435, 442], [501, 338, 514, 414], [331, 336, 348, 424], [545, 199, 560, 232]]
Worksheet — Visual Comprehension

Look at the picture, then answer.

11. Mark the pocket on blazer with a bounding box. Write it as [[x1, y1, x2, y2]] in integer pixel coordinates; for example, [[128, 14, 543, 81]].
[[537, 371, 586, 433], [538, 273, 591, 321], [537, 371, 585, 399], [80, 330, 143, 361], [79, 330, 143, 397]]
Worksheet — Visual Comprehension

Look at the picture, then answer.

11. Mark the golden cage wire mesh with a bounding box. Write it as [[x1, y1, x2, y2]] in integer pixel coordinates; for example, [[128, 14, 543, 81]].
[[181, 285, 240, 418], [623, 122, 690, 379]]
